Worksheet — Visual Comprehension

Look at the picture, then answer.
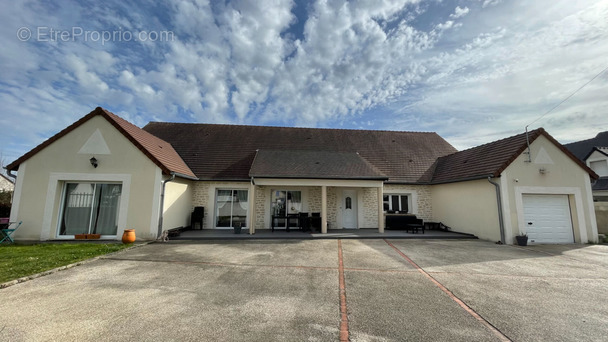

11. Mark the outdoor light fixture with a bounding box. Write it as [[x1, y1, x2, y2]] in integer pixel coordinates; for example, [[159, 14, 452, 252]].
[[90, 157, 98, 168]]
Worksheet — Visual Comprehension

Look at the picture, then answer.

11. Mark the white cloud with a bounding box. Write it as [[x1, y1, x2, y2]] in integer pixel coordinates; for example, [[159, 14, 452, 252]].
[[450, 6, 470, 19], [0, 0, 606, 161]]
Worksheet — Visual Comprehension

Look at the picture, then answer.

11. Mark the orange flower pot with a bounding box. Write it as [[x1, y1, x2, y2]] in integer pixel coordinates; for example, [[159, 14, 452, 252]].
[[122, 229, 136, 244]]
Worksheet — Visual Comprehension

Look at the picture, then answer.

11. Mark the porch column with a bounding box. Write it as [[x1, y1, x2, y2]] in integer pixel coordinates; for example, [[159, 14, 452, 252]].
[[378, 186, 384, 233], [248, 183, 256, 235], [321, 185, 328, 234]]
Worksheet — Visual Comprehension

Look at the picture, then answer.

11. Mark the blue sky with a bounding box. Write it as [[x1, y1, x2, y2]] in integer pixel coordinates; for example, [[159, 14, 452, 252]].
[[1, 0, 607, 165]]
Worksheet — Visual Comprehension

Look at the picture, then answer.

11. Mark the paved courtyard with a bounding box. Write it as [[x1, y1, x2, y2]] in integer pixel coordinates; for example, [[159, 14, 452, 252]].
[[1, 239, 607, 341]]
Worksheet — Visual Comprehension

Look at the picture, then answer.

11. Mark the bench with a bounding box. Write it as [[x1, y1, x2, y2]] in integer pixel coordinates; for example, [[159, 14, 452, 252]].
[[385, 214, 425, 234]]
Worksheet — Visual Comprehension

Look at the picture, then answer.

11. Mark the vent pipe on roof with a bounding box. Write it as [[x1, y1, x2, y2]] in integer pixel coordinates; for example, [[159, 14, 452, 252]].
[[157, 172, 176, 238], [488, 176, 506, 244], [524, 126, 532, 163]]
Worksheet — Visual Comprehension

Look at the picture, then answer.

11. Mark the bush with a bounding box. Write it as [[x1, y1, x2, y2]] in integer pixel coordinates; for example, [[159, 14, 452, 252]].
[[0, 190, 12, 217]]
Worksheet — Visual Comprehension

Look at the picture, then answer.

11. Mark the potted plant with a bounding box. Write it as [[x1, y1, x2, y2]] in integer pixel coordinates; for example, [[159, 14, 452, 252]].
[[234, 222, 242, 234], [516, 233, 528, 246]]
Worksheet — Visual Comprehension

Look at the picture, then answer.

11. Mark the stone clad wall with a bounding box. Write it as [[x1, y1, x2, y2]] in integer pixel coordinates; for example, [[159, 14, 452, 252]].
[[382, 184, 432, 221], [360, 188, 378, 228]]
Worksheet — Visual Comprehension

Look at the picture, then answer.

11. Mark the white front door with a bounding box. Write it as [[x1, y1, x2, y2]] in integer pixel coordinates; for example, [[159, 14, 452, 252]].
[[523, 194, 574, 244], [342, 190, 358, 229]]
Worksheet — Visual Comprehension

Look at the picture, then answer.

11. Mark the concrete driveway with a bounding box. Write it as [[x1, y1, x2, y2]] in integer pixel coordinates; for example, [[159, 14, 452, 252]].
[[1, 240, 607, 341]]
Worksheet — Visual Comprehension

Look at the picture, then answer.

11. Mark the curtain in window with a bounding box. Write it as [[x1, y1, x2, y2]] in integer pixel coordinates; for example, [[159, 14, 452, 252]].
[[62, 183, 93, 235], [92, 184, 121, 235], [289, 191, 302, 212]]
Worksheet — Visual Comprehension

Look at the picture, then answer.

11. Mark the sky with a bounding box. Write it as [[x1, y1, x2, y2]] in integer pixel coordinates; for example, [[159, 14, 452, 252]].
[[1, 0, 607, 165]]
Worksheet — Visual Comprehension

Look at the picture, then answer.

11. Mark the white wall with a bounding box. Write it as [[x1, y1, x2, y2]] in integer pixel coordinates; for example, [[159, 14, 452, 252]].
[[10, 115, 162, 241]]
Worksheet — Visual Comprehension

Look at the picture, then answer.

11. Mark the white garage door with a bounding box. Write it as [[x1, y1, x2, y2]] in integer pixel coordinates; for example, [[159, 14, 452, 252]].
[[522, 194, 574, 244]]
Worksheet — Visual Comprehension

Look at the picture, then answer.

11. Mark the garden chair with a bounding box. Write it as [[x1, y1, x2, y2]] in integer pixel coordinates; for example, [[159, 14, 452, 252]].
[[0, 221, 22, 244]]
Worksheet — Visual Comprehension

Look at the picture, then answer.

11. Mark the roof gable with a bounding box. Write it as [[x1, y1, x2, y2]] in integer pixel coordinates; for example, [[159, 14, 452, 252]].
[[431, 128, 598, 184], [564, 131, 608, 161], [6, 107, 196, 179], [143, 122, 457, 183]]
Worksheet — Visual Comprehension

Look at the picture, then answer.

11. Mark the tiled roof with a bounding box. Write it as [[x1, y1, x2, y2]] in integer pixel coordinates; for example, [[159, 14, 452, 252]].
[[593, 177, 608, 191], [431, 128, 598, 184], [7, 107, 196, 179], [564, 131, 608, 161], [142, 122, 457, 183], [249, 149, 387, 179]]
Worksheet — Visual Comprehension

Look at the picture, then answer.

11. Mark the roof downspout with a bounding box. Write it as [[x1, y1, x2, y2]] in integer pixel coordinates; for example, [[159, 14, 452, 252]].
[[488, 176, 506, 244], [6, 169, 17, 180], [157, 172, 176, 238]]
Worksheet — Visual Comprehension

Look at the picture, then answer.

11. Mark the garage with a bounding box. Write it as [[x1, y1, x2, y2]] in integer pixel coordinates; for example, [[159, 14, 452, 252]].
[[522, 194, 575, 244]]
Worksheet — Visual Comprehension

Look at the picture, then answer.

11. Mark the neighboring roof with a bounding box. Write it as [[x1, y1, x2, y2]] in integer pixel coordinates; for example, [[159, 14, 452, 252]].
[[431, 128, 598, 184], [583, 146, 608, 161], [6, 107, 196, 179], [143, 122, 457, 183], [249, 149, 387, 180], [593, 177, 608, 191], [564, 131, 608, 161], [0, 173, 14, 184]]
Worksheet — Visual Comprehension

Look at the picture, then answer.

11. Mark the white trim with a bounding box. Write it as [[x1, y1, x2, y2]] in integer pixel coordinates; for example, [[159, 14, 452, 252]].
[[499, 172, 513, 241], [583, 174, 599, 242], [514, 186, 586, 243], [382, 189, 417, 214], [149, 169, 162, 236], [42, 173, 131, 241], [9, 161, 26, 222], [211, 186, 250, 229], [254, 178, 383, 188]]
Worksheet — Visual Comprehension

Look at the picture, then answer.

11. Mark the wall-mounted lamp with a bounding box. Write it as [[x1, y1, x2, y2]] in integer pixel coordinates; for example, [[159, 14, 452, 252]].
[[90, 157, 98, 168], [539, 167, 546, 174]]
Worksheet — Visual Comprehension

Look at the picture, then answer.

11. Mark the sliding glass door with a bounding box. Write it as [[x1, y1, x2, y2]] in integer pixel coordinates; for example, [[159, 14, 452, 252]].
[[215, 189, 248, 229], [59, 182, 122, 236], [271, 190, 302, 229]]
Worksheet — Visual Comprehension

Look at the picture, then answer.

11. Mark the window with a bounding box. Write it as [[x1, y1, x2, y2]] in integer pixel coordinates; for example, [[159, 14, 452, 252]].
[[271, 190, 302, 216], [216, 189, 248, 228], [383, 194, 409, 213], [59, 183, 122, 236], [590, 160, 608, 177]]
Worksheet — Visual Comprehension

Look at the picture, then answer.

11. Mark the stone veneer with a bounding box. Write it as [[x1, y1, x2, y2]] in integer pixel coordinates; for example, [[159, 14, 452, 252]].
[[383, 184, 432, 221], [193, 181, 432, 230]]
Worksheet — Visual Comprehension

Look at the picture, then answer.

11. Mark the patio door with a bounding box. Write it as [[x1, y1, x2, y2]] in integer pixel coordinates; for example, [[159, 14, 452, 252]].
[[342, 190, 358, 229], [58, 182, 122, 237], [215, 189, 248, 229], [271, 190, 302, 229]]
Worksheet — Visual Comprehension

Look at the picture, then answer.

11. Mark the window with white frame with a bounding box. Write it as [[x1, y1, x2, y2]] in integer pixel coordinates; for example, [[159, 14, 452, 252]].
[[215, 189, 248, 228], [59, 182, 122, 236], [383, 194, 409, 213]]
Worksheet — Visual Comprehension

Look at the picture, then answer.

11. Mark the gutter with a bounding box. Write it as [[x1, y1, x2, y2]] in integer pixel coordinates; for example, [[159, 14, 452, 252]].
[[6, 169, 17, 180], [487, 176, 506, 244], [157, 172, 176, 238]]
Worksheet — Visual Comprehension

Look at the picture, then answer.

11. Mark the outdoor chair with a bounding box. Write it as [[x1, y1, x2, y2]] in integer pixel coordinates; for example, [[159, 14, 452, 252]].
[[1, 221, 22, 244]]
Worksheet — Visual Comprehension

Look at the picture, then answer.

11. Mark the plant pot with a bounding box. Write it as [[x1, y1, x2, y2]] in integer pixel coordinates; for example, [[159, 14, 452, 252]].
[[74, 234, 87, 240], [234, 223, 242, 234], [516, 235, 528, 246], [86, 234, 101, 239], [122, 229, 136, 244]]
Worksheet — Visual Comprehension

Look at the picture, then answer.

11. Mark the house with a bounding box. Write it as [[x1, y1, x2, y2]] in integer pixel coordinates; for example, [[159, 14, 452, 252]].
[[564, 132, 608, 234], [5, 107, 599, 244], [0, 173, 14, 192]]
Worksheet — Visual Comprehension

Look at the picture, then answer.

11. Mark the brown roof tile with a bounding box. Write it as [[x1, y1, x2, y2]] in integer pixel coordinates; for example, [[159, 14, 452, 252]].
[[7, 107, 196, 179], [431, 128, 598, 184], [249, 149, 387, 179], [142, 123, 457, 183]]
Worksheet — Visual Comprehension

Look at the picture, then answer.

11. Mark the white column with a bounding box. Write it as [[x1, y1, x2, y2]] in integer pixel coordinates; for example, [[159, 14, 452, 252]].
[[378, 186, 384, 233], [249, 183, 256, 235], [321, 185, 328, 234]]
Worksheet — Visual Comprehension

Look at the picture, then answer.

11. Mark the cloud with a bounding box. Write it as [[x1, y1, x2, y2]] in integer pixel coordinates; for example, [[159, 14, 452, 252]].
[[0, 0, 606, 162], [450, 6, 469, 19]]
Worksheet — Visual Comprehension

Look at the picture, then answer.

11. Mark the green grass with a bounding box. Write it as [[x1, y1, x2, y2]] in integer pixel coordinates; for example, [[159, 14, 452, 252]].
[[0, 243, 131, 283]]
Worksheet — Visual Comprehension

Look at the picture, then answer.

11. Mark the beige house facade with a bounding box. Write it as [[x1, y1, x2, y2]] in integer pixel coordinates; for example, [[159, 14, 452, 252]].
[[6, 107, 599, 244]]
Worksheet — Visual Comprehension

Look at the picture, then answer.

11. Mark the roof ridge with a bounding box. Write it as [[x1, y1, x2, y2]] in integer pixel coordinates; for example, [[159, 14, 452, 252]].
[[144, 121, 438, 135]]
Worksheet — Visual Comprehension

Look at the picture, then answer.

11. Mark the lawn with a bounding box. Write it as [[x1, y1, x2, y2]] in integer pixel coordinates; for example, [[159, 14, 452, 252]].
[[0, 243, 131, 283]]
